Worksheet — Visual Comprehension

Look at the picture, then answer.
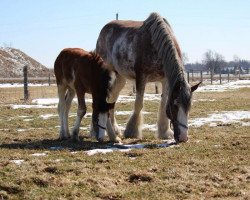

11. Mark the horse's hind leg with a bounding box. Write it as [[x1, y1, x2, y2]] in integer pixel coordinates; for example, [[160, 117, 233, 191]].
[[63, 86, 75, 139], [157, 81, 174, 139], [124, 76, 146, 139], [71, 91, 86, 142], [57, 84, 68, 140]]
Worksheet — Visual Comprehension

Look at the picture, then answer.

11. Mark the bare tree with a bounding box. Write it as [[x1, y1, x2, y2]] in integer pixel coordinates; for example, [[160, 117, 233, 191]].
[[202, 50, 225, 74]]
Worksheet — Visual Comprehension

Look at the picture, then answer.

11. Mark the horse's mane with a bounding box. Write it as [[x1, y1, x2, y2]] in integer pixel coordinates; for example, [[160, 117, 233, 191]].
[[142, 13, 191, 112], [89, 51, 115, 112]]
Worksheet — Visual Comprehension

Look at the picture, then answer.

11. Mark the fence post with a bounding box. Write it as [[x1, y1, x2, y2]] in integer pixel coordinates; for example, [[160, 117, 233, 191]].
[[200, 71, 203, 83], [219, 68, 222, 84], [210, 68, 213, 85], [48, 73, 51, 86], [23, 65, 29, 101], [192, 69, 194, 82], [228, 71, 230, 82], [187, 72, 190, 83], [155, 83, 159, 94]]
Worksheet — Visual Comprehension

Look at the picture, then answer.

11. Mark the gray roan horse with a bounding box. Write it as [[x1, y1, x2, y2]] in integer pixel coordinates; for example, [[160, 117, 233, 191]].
[[54, 48, 121, 143], [96, 13, 200, 143]]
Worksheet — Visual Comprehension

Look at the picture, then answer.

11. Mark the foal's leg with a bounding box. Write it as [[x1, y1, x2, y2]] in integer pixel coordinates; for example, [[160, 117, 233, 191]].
[[124, 76, 146, 139], [63, 87, 75, 139], [101, 74, 126, 140], [57, 84, 68, 140], [71, 92, 86, 142], [157, 81, 174, 139]]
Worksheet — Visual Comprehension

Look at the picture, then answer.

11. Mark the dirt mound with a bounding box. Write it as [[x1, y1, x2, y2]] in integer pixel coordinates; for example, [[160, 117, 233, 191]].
[[0, 47, 50, 78]]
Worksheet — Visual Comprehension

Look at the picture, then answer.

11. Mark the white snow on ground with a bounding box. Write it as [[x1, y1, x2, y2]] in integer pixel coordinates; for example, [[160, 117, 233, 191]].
[[10, 159, 25, 165], [197, 80, 250, 92], [193, 99, 216, 102], [31, 153, 47, 157], [40, 114, 57, 120], [11, 104, 57, 109], [85, 139, 176, 156], [0, 83, 54, 88], [86, 148, 130, 156], [189, 111, 250, 127]]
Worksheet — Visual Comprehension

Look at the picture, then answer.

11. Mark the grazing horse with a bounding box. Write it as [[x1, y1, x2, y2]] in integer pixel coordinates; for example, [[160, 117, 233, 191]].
[[96, 13, 200, 143], [54, 48, 121, 142]]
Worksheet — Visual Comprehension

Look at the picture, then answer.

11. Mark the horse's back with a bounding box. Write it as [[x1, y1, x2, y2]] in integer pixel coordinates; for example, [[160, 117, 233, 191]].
[[97, 19, 165, 81], [96, 20, 143, 58], [54, 48, 90, 85]]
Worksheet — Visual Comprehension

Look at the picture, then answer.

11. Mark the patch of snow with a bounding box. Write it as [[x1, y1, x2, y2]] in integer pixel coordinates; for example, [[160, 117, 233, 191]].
[[54, 159, 64, 162], [189, 111, 250, 127], [85, 139, 176, 156], [23, 118, 33, 122], [40, 114, 57, 120], [115, 111, 151, 115], [142, 124, 157, 131], [0, 83, 53, 88], [31, 153, 47, 157], [197, 80, 250, 92], [17, 129, 26, 132], [11, 104, 57, 109], [117, 94, 161, 103], [32, 98, 92, 105], [193, 99, 216, 102], [86, 148, 131, 156], [10, 159, 24, 165]]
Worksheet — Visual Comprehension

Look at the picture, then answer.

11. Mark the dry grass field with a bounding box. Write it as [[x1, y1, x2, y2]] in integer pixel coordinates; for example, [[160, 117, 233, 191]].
[[0, 82, 249, 200]]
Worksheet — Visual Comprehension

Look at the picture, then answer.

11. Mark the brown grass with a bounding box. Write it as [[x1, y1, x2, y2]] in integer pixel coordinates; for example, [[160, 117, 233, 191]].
[[0, 83, 249, 199]]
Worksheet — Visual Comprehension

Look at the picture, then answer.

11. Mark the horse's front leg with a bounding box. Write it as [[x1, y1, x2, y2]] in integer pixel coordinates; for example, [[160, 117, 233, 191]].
[[71, 92, 86, 142], [124, 77, 146, 139], [156, 81, 174, 139], [106, 74, 126, 138]]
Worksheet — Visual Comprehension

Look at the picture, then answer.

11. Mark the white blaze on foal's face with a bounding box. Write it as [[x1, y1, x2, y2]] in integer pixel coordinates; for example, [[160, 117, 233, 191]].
[[96, 113, 108, 141], [177, 106, 189, 142]]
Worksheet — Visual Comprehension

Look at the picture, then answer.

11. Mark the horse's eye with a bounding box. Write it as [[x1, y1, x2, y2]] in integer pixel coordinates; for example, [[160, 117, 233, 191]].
[[174, 98, 179, 105]]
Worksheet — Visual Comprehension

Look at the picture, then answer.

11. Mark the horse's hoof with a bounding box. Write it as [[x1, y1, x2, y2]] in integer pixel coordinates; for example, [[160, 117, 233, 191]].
[[97, 137, 105, 143], [110, 136, 122, 143], [71, 136, 80, 143], [58, 136, 69, 141]]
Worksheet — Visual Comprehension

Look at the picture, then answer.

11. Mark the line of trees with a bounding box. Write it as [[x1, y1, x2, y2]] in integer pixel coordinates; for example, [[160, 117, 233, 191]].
[[184, 50, 250, 74]]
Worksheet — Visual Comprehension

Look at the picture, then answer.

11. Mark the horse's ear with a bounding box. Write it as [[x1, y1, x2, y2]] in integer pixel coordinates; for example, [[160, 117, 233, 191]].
[[191, 82, 201, 93]]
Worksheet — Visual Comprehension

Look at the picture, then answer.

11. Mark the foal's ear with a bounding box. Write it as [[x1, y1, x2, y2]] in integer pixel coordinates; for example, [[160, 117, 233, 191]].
[[191, 82, 202, 93]]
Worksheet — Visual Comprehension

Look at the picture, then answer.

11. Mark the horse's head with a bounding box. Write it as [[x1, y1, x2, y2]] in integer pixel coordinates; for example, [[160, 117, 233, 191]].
[[91, 102, 115, 142], [166, 81, 201, 143], [91, 61, 117, 142]]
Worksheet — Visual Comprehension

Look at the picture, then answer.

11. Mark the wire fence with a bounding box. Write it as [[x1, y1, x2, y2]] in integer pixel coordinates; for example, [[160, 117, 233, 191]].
[[186, 70, 250, 84], [0, 68, 250, 104]]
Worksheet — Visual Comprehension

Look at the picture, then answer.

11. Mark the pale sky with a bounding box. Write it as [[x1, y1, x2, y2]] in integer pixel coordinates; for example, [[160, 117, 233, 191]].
[[0, 0, 249, 68]]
